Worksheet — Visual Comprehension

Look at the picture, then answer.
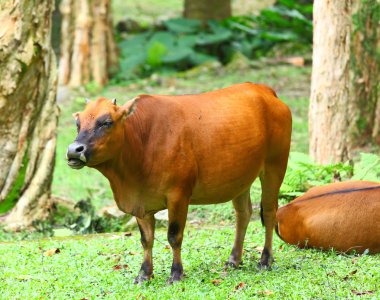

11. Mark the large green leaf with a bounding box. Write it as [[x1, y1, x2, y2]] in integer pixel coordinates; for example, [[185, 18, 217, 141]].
[[177, 34, 198, 48], [189, 52, 217, 65], [162, 47, 193, 63], [148, 31, 176, 49], [120, 52, 146, 72], [164, 18, 201, 33], [146, 41, 167, 67], [196, 31, 232, 45]]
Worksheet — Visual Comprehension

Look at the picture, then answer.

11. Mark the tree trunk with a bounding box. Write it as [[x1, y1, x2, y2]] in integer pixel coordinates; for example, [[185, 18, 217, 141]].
[[184, 0, 231, 23], [58, 0, 118, 88], [309, 0, 354, 164], [309, 0, 380, 164], [350, 0, 380, 146], [0, 0, 59, 229]]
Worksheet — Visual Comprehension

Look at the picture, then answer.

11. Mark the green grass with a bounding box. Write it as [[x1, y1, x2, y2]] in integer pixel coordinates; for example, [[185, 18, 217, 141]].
[[112, 0, 182, 26], [1, 222, 379, 299]]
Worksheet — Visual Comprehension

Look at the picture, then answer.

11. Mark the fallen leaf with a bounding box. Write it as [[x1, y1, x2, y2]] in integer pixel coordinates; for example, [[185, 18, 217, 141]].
[[124, 232, 132, 236], [44, 248, 60, 257], [164, 245, 171, 250], [351, 290, 374, 296], [344, 270, 357, 281], [235, 282, 246, 290], [113, 264, 128, 270], [282, 56, 305, 67], [259, 290, 274, 296], [211, 279, 222, 286], [128, 251, 138, 255]]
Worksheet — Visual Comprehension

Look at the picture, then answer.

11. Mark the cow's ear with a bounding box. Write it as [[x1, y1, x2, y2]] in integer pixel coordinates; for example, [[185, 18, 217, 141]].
[[121, 97, 139, 118], [72, 112, 80, 119]]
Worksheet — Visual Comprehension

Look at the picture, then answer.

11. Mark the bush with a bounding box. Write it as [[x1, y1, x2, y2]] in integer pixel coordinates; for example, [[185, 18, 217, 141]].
[[280, 152, 380, 201], [114, 0, 313, 82]]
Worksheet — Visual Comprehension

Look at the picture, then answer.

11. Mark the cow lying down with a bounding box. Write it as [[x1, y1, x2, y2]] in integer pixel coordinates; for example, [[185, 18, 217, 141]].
[[276, 181, 380, 254]]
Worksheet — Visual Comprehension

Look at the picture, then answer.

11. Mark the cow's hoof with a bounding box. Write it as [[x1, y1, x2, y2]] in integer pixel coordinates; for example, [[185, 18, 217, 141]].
[[258, 257, 274, 270], [167, 273, 184, 285], [134, 273, 153, 284], [224, 261, 240, 270]]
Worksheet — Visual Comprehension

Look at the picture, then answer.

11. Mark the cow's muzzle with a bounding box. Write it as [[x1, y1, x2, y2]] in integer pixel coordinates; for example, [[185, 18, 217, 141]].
[[66, 142, 88, 169]]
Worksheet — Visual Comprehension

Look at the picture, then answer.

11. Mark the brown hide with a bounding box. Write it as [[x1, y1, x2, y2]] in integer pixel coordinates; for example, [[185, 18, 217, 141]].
[[276, 181, 380, 254], [68, 82, 292, 282], [86, 83, 291, 217]]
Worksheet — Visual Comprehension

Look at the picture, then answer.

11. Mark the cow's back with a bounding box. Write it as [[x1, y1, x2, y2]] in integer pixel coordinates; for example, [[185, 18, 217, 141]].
[[126, 83, 291, 205], [276, 181, 380, 253]]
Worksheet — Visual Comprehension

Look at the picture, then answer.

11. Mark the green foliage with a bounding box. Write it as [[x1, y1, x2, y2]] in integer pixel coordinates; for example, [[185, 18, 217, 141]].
[[114, 0, 313, 82], [352, 152, 380, 181], [280, 152, 380, 201], [164, 18, 201, 33], [66, 198, 127, 235]]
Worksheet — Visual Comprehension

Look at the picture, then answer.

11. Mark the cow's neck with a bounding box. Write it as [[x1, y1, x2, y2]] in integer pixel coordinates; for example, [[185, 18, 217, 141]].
[[95, 118, 146, 217]]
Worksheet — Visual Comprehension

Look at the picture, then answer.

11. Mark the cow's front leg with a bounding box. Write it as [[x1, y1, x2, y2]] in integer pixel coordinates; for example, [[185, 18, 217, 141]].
[[167, 191, 189, 284], [134, 214, 156, 284]]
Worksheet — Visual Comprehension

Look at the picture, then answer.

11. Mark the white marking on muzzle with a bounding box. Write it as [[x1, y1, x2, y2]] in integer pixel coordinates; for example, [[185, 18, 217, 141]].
[[80, 153, 87, 163]]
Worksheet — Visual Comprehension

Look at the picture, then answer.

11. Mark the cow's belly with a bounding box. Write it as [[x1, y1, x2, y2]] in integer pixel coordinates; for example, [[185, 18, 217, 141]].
[[189, 118, 266, 204], [189, 149, 264, 204]]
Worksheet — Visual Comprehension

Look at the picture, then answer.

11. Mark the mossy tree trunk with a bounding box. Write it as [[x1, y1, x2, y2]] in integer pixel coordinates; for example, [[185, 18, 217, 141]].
[[0, 0, 59, 229], [183, 0, 231, 23], [309, 0, 380, 164], [58, 0, 118, 88], [350, 0, 380, 146]]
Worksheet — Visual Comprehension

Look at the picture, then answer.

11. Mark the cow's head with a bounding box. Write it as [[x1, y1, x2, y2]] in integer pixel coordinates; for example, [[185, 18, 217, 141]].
[[66, 97, 138, 169]]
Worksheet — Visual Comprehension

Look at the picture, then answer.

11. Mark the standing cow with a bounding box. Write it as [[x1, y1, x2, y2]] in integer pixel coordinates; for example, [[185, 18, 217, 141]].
[[276, 181, 380, 253], [66, 83, 292, 283]]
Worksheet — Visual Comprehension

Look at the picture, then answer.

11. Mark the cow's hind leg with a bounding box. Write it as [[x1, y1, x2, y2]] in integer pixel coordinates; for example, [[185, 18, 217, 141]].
[[134, 214, 156, 284], [225, 189, 252, 269], [259, 160, 287, 269], [167, 190, 190, 284]]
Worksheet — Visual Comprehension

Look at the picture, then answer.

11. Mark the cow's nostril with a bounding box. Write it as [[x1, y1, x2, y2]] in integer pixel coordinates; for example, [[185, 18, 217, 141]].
[[76, 145, 84, 153]]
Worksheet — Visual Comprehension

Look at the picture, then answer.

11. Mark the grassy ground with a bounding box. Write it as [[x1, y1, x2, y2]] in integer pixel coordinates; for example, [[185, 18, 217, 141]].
[[1, 223, 379, 299]]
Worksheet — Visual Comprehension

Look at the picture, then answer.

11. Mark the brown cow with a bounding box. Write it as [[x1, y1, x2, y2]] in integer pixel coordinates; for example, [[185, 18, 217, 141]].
[[66, 83, 292, 283], [276, 181, 380, 254]]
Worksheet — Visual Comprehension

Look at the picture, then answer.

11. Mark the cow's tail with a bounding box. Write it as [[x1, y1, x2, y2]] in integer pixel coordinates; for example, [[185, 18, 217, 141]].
[[274, 223, 283, 241], [260, 197, 282, 241], [260, 202, 264, 226]]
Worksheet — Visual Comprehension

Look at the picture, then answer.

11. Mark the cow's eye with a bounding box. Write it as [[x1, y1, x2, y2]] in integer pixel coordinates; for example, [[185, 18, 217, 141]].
[[101, 121, 113, 128]]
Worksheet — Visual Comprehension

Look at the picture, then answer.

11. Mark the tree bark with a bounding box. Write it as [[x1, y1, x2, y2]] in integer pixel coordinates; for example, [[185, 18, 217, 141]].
[[183, 0, 231, 23], [309, 0, 354, 164], [0, 0, 59, 229], [309, 0, 380, 164], [350, 0, 380, 146], [58, 0, 118, 88]]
